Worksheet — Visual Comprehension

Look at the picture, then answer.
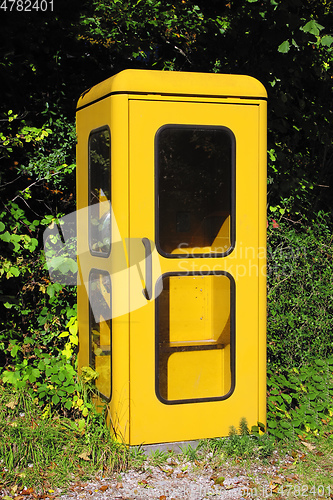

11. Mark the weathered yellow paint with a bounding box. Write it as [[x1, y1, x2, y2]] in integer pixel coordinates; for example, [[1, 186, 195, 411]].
[[76, 69, 267, 446]]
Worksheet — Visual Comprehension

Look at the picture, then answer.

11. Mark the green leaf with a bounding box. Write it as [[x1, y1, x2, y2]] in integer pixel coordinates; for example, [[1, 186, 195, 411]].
[[9, 266, 20, 277], [301, 20, 324, 36], [281, 393, 292, 404], [0, 231, 11, 242], [64, 400, 73, 410], [321, 35, 333, 47], [64, 385, 75, 394], [52, 394, 60, 405], [0, 221, 5, 232], [10, 344, 19, 357], [278, 40, 290, 53]]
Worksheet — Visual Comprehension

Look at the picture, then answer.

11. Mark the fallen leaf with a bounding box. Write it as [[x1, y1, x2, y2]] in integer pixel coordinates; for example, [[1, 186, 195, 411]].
[[225, 485, 234, 490], [116, 482, 123, 489], [269, 481, 279, 493], [176, 473, 185, 478], [272, 477, 282, 484], [6, 400, 17, 409], [159, 496, 167, 500], [78, 451, 91, 461], [99, 486, 108, 492], [159, 466, 173, 475], [214, 476, 225, 485], [20, 487, 34, 495], [301, 441, 315, 451]]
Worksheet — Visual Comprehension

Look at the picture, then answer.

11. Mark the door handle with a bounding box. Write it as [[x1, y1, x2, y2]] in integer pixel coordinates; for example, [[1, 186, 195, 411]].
[[142, 237, 152, 300]]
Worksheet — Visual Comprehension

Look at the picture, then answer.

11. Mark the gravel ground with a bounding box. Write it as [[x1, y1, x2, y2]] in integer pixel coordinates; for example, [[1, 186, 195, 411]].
[[3, 447, 332, 499], [49, 452, 300, 499]]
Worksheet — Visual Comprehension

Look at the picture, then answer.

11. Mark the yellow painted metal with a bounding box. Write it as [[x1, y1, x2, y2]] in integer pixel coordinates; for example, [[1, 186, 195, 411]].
[[77, 69, 267, 110], [76, 69, 267, 446], [128, 98, 261, 444], [76, 94, 131, 442]]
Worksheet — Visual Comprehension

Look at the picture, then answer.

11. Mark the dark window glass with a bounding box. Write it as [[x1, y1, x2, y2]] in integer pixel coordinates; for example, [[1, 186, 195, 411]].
[[156, 126, 234, 256], [89, 270, 112, 401], [156, 272, 234, 403], [89, 127, 111, 256]]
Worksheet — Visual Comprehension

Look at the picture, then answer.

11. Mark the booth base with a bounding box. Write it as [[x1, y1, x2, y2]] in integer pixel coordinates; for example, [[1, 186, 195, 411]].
[[140, 440, 200, 456]]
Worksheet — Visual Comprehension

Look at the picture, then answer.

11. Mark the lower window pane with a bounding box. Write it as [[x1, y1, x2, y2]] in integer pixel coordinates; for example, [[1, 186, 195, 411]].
[[89, 270, 112, 401], [156, 273, 234, 403]]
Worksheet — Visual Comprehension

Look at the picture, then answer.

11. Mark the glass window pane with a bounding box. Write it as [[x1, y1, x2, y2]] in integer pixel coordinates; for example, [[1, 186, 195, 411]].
[[89, 270, 112, 401], [156, 273, 234, 403], [156, 126, 234, 256], [89, 127, 111, 256]]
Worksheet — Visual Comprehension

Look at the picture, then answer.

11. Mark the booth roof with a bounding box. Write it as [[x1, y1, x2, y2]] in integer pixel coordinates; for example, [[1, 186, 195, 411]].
[[76, 69, 267, 110]]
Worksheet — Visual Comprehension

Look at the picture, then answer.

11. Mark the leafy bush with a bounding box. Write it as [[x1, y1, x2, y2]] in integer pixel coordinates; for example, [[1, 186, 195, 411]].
[[267, 209, 333, 367], [267, 358, 333, 440], [0, 109, 79, 415]]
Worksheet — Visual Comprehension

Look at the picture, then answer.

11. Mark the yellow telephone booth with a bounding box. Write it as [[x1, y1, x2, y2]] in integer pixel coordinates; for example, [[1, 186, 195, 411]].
[[76, 69, 267, 446]]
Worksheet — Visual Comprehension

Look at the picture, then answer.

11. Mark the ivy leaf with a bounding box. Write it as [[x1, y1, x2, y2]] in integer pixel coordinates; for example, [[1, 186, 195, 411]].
[[321, 35, 333, 47], [0, 231, 11, 242], [301, 20, 324, 36], [278, 40, 290, 53]]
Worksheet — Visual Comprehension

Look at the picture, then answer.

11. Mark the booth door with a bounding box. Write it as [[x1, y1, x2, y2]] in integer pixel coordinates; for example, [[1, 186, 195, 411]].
[[128, 97, 260, 445]]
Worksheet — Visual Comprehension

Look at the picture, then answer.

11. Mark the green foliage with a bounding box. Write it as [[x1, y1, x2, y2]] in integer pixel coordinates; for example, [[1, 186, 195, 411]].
[[78, 0, 207, 69], [0, 104, 77, 414], [205, 419, 274, 459], [148, 448, 172, 466], [267, 358, 333, 440], [180, 444, 198, 462], [0, 385, 128, 491], [267, 209, 333, 367]]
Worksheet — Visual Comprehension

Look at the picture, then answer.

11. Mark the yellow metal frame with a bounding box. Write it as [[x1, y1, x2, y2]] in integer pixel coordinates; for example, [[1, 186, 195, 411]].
[[76, 69, 267, 446]]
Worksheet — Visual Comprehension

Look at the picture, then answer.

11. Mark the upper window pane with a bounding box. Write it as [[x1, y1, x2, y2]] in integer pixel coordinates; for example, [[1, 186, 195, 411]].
[[89, 127, 111, 256], [156, 126, 234, 256]]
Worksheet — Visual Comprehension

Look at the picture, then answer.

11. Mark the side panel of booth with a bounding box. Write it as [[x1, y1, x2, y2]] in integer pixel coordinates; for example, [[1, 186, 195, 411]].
[[258, 100, 267, 430], [76, 95, 130, 443]]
